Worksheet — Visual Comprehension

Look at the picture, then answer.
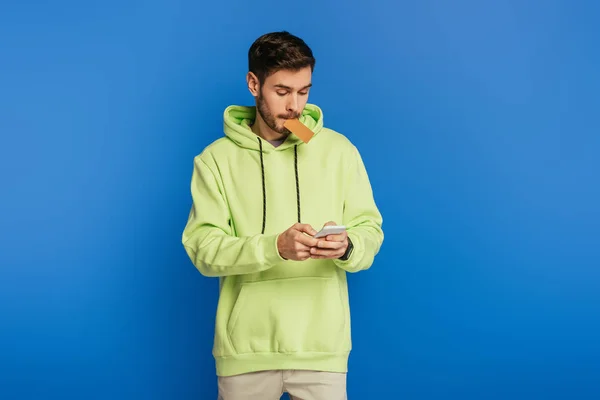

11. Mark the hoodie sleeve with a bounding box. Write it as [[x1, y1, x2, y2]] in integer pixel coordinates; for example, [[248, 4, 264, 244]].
[[334, 145, 384, 273], [182, 155, 284, 277]]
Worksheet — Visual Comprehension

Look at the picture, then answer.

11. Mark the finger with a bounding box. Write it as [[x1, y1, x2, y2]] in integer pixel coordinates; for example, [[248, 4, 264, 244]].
[[294, 243, 312, 252], [310, 253, 343, 259], [295, 223, 317, 236], [297, 251, 311, 260], [315, 240, 344, 250], [310, 247, 344, 257], [324, 221, 337, 226], [296, 233, 319, 248], [325, 232, 347, 242]]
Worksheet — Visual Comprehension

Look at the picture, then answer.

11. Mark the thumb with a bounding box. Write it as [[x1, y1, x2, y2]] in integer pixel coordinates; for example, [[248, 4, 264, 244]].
[[296, 223, 317, 236]]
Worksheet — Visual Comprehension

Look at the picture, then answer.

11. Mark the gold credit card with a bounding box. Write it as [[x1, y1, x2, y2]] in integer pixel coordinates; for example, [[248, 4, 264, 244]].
[[284, 119, 315, 143]]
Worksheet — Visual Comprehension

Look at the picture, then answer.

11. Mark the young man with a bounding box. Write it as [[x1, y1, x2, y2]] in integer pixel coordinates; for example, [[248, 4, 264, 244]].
[[182, 31, 384, 400]]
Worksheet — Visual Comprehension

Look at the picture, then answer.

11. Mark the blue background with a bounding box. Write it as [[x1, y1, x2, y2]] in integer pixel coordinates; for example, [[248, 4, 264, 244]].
[[1, 0, 599, 398]]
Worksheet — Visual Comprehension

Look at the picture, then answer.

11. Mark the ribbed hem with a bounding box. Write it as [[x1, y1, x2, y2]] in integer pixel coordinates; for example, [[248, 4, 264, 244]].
[[268, 233, 286, 263], [215, 351, 350, 377], [333, 232, 364, 272]]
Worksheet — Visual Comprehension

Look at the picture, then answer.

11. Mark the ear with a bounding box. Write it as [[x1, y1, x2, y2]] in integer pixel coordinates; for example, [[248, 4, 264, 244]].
[[246, 72, 260, 97]]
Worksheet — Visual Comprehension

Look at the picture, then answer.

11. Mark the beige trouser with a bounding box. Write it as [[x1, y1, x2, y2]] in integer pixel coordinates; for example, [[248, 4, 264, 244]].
[[217, 370, 347, 400]]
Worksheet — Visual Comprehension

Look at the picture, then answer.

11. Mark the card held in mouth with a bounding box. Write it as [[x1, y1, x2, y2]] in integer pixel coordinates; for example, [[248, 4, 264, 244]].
[[284, 119, 315, 143]]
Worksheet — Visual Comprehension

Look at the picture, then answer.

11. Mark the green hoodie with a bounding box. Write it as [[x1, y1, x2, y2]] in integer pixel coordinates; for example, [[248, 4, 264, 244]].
[[182, 103, 384, 377]]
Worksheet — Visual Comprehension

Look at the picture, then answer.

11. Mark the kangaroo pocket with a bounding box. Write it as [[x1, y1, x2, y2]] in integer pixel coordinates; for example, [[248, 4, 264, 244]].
[[227, 276, 347, 355]]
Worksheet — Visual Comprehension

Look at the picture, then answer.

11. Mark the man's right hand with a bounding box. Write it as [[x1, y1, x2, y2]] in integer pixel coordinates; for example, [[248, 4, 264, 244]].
[[277, 223, 319, 261]]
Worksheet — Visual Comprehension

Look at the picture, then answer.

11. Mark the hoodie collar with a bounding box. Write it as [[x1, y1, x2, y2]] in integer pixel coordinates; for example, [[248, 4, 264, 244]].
[[223, 103, 323, 152]]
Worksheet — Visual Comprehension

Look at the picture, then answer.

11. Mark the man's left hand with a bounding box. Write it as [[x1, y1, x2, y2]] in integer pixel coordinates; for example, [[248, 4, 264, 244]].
[[310, 221, 348, 259]]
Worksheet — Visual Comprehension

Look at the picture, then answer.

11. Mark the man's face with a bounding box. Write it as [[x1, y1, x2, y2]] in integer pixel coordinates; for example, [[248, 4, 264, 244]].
[[254, 67, 312, 135]]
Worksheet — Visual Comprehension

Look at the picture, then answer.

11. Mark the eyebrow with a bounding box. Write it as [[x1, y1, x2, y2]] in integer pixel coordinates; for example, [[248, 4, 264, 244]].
[[274, 83, 312, 90]]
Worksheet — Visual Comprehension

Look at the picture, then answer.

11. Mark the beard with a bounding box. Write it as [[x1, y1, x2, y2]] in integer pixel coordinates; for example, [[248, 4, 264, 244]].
[[256, 91, 301, 135]]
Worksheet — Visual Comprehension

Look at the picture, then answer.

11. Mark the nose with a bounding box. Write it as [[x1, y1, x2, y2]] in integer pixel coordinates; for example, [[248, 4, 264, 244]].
[[286, 95, 299, 115]]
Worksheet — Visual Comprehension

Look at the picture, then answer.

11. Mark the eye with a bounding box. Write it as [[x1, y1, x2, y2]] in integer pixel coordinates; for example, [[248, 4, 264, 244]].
[[277, 91, 288, 96], [299, 91, 308, 96]]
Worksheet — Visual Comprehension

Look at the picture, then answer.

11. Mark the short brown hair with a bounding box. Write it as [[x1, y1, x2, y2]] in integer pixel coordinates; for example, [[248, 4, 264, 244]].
[[248, 31, 316, 84]]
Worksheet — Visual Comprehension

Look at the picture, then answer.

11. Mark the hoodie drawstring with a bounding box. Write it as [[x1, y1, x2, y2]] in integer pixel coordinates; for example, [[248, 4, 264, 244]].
[[258, 139, 267, 235], [258, 137, 300, 234], [294, 145, 301, 224]]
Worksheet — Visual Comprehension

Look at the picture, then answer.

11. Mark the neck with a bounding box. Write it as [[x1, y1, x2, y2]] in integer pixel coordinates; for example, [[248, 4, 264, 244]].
[[251, 111, 286, 142]]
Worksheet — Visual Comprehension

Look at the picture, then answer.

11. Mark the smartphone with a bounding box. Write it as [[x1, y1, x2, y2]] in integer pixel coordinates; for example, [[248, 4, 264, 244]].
[[313, 225, 346, 238]]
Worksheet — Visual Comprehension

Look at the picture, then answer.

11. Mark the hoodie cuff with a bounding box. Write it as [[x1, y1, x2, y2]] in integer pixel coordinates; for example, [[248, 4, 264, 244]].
[[264, 233, 286, 264], [333, 232, 364, 272]]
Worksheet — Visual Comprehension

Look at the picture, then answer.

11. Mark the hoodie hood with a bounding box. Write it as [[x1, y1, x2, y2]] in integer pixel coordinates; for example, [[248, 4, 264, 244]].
[[223, 103, 324, 151]]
